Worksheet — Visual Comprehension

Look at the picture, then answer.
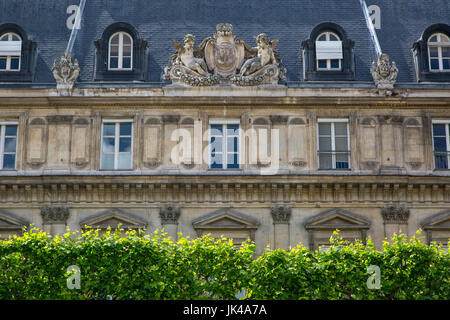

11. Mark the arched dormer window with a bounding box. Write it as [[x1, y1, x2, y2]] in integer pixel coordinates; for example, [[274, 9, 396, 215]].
[[302, 22, 355, 81], [0, 32, 22, 71], [427, 33, 450, 72], [0, 24, 37, 82], [94, 22, 147, 81], [413, 23, 450, 82], [108, 32, 133, 70], [315, 31, 342, 71]]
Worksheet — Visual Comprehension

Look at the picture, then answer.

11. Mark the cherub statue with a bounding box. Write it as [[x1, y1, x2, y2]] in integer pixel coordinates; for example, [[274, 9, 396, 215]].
[[239, 33, 279, 76], [171, 34, 210, 76]]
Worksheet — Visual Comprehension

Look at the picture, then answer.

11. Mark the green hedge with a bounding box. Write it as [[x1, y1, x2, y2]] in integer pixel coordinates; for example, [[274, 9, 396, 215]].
[[0, 228, 448, 300]]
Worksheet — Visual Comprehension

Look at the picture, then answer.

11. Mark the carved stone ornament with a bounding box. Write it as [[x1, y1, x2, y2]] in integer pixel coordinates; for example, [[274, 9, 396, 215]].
[[163, 23, 286, 87], [370, 53, 398, 93], [159, 205, 181, 225], [271, 205, 292, 224], [52, 51, 80, 96], [40, 206, 70, 224], [381, 205, 410, 224]]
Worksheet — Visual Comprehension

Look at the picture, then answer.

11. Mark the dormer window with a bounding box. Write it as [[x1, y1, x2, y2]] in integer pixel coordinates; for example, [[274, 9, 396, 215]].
[[316, 31, 342, 71], [94, 22, 148, 81], [413, 23, 450, 82], [428, 33, 450, 72], [302, 22, 355, 81], [0, 32, 22, 71], [108, 32, 133, 70]]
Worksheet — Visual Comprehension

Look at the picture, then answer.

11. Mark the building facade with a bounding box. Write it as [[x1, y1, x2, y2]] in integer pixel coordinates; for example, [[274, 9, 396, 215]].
[[0, 0, 449, 255]]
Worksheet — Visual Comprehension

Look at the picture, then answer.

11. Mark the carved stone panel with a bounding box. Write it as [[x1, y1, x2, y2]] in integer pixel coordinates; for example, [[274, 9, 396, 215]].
[[71, 118, 91, 169], [142, 118, 162, 168], [288, 118, 308, 168], [27, 118, 47, 168]]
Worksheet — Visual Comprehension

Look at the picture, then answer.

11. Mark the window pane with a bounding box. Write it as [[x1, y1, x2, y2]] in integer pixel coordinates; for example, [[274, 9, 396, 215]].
[[442, 47, 450, 58], [433, 137, 448, 152], [109, 57, 118, 69], [335, 137, 348, 151], [2, 154, 15, 169], [429, 47, 439, 57], [5, 125, 17, 136], [330, 59, 340, 69], [0, 58, 6, 70], [435, 154, 448, 170], [3, 138, 16, 153], [210, 125, 223, 136], [123, 34, 131, 45], [329, 34, 339, 41], [334, 123, 347, 136], [110, 44, 119, 55], [430, 58, 440, 70], [336, 160, 349, 169], [101, 154, 114, 170], [429, 35, 438, 42], [319, 137, 332, 151], [319, 153, 332, 169], [119, 123, 132, 136], [443, 59, 450, 70], [227, 137, 238, 153], [118, 153, 132, 169], [227, 153, 239, 169], [102, 137, 115, 153], [122, 57, 131, 69], [10, 58, 19, 70], [318, 123, 331, 135], [103, 123, 115, 136], [110, 35, 119, 45], [318, 60, 327, 69], [227, 125, 239, 136], [11, 35, 20, 41], [123, 45, 132, 56], [318, 34, 326, 41], [119, 137, 132, 152], [210, 136, 222, 152], [210, 153, 223, 168], [433, 124, 446, 136]]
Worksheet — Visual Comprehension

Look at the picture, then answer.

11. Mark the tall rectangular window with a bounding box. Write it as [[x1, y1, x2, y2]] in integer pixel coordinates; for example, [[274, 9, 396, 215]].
[[0, 122, 18, 170], [209, 120, 240, 169], [432, 120, 450, 170], [101, 120, 133, 170], [317, 119, 350, 169]]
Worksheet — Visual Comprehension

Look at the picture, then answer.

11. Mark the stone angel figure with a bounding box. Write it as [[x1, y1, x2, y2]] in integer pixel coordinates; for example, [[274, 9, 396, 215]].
[[170, 34, 211, 76], [238, 33, 280, 76]]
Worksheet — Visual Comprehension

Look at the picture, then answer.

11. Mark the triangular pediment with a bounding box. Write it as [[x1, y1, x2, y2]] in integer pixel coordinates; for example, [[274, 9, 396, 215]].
[[80, 209, 147, 229], [192, 208, 259, 230], [305, 209, 370, 230], [0, 210, 29, 230], [421, 210, 450, 230]]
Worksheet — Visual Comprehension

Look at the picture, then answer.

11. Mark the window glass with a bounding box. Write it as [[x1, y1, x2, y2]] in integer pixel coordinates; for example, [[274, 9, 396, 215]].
[[209, 123, 240, 169], [101, 121, 133, 170], [318, 121, 349, 170], [1, 124, 18, 170]]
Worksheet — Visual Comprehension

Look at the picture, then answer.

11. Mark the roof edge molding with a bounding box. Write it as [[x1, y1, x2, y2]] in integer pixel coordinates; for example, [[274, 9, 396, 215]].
[[304, 208, 371, 230], [79, 208, 148, 229]]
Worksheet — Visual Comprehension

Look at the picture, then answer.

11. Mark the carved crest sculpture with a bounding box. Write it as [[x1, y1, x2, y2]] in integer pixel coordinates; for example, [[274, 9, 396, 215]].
[[52, 51, 80, 96], [370, 53, 398, 93], [164, 23, 286, 86]]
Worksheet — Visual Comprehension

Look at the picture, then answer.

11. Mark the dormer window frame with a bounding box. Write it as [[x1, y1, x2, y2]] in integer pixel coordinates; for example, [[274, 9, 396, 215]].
[[108, 31, 133, 71], [301, 22, 355, 81], [0, 32, 22, 72], [315, 31, 342, 71], [427, 33, 450, 73]]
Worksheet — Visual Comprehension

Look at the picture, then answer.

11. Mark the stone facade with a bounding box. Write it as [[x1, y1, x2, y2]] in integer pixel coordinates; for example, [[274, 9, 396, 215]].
[[0, 85, 449, 255]]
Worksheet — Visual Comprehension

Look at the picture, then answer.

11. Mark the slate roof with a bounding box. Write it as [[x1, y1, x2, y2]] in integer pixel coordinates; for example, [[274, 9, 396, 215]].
[[0, 0, 448, 85]]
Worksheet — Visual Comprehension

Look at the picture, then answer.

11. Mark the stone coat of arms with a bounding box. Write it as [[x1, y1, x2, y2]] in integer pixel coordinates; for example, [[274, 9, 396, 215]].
[[163, 23, 286, 86]]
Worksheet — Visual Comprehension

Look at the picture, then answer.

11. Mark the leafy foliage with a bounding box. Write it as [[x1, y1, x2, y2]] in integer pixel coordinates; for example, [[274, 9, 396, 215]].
[[0, 228, 448, 300]]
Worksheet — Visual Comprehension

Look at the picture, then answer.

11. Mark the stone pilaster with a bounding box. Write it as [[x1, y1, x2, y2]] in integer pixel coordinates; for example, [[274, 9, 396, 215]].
[[381, 205, 410, 239], [40, 206, 70, 235], [159, 205, 181, 240], [271, 205, 292, 249]]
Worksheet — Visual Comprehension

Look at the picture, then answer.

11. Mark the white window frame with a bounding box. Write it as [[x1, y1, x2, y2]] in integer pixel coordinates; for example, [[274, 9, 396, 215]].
[[0, 121, 19, 170], [208, 119, 241, 170], [431, 120, 450, 169], [316, 31, 342, 71], [108, 32, 133, 71], [317, 119, 350, 170], [428, 33, 450, 72], [100, 119, 133, 170], [0, 32, 21, 72]]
